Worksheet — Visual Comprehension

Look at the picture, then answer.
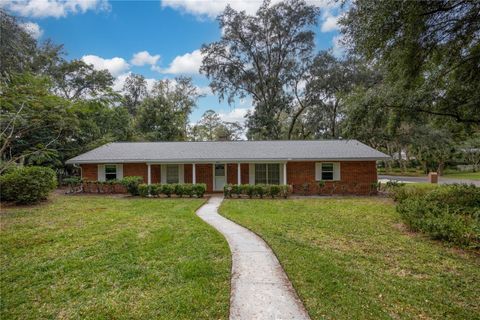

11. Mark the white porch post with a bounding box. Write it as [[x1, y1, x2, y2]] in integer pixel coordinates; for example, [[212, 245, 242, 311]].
[[192, 163, 196, 184], [147, 163, 151, 185], [237, 163, 241, 185], [283, 162, 287, 185]]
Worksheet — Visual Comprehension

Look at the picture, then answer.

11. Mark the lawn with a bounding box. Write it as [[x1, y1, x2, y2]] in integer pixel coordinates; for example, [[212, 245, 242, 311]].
[[444, 171, 480, 180], [220, 198, 480, 320], [1, 195, 230, 320]]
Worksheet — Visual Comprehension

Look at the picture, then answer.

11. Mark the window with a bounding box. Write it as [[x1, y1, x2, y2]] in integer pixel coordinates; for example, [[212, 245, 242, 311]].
[[321, 163, 334, 180], [267, 164, 280, 184], [215, 164, 225, 177], [166, 165, 179, 184], [105, 165, 117, 181], [255, 163, 280, 184]]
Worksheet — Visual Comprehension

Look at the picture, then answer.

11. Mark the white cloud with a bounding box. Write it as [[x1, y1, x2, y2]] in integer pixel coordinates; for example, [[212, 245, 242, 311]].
[[161, 0, 335, 19], [19, 22, 43, 39], [321, 13, 340, 32], [3, 0, 110, 18], [113, 72, 157, 92], [162, 49, 203, 74], [81, 55, 130, 77], [131, 51, 160, 66], [332, 34, 346, 57], [218, 107, 252, 124]]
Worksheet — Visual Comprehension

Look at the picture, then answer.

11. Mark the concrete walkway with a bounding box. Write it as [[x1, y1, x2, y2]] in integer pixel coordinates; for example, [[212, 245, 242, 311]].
[[196, 195, 310, 320]]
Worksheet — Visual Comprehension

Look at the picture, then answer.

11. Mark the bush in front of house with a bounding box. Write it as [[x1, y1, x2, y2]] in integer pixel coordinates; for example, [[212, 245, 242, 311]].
[[120, 176, 143, 196], [192, 183, 206, 198], [138, 184, 150, 197], [0, 166, 57, 204], [395, 184, 480, 248], [223, 184, 292, 199]]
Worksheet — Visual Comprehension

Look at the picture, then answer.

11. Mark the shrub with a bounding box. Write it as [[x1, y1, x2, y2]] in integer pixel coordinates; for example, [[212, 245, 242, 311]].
[[0, 166, 57, 204], [174, 184, 184, 197], [150, 184, 161, 197], [138, 184, 150, 197], [232, 184, 242, 198], [161, 184, 174, 197], [63, 177, 81, 193], [193, 183, 206, 198], [224, 184, 233, 198], [183, 183, 194, 197], [268, 185, 281, 198], [120, 176, 143, 196], [279, 185, 291, 199], [255, 184, 267, 198], [396, 184, 480, 248]]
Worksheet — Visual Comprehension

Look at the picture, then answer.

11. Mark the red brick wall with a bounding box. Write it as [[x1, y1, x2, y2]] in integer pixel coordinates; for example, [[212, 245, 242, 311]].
[[184, 164, 193, 183], [287, 161, 377, 195], [151, 164, 160, 183], [80, 164, 97, 180], [80, 161, 376, 195], [195, 164, 213, 192], [124, 163, 148, 183]]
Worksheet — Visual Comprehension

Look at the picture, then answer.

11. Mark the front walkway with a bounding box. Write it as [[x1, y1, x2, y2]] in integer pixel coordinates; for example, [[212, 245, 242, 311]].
[[196, 195, 310, 320]]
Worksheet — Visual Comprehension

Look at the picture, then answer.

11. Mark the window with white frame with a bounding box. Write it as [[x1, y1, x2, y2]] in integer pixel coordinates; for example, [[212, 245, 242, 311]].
[[105, 165, 117, 181], [315, 162, 340, 181], [321, 163, 334, 180], [255, 164, 280, 184], [166, 165, 179, 184]]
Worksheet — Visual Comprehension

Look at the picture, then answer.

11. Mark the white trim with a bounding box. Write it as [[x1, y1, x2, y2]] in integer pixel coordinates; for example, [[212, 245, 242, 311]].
[[282, 162, 287, 184], [98, 164, 105, 182], [315, 162, 341, 181], [116, 164, 123, 180], [192, 163, 196, 184], [160, 165, 166, 184], [237, 163, 241, 185], [147, 164, 151, 185], [68, 158, 387, 165], [179, 164, 184, 183]]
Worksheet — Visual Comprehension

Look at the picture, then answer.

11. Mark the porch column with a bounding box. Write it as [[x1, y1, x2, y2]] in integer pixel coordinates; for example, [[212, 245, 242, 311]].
[[147, 163, 151, 185], [283, 162, 287, 185], [237, 163, 241, 185], [192, 163, 196, 184]]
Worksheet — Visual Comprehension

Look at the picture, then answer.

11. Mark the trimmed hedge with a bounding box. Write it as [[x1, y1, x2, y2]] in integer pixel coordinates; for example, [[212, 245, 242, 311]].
[[0, 166, 57, 204], [137, 183, 207, 198], [224, 184, 291, 199], [394, 184, 480, 249], [120, 176, 143, 196]]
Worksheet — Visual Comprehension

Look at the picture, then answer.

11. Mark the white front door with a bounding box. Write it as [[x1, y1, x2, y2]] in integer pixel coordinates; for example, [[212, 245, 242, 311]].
[[214, 164, 226, 191]]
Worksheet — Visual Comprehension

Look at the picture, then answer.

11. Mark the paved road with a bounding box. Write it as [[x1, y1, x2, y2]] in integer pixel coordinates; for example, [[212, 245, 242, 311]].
[[379, 175, 480, 186], [196, 195, 310, 320]]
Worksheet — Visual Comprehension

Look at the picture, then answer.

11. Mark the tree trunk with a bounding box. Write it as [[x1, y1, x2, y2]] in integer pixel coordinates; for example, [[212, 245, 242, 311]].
[[437, 161, 445, 176]]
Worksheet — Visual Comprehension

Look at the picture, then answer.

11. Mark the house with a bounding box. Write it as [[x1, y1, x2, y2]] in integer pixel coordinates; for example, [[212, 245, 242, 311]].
[[66, 140, 390, 195]]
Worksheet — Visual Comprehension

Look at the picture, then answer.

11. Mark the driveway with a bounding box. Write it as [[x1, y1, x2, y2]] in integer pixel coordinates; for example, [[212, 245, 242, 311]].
[[379, 175, 480, 186]]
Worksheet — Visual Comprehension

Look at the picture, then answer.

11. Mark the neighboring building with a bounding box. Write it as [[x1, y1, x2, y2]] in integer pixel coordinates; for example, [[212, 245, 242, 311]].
[[66, 140, 390, 195]]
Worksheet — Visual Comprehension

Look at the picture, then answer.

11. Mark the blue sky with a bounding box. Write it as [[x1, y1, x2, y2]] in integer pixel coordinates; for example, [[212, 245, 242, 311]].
[[5, 0, 343, 123]]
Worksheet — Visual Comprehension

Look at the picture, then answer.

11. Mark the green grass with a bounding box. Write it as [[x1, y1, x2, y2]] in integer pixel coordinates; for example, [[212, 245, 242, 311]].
[[1, 195, 230, 320], [220, 198, 480, 319], [444, 171, 480, 180]]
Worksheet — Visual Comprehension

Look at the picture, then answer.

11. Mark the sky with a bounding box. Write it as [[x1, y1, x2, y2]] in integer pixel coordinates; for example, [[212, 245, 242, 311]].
[[4, 0, 344, 123]]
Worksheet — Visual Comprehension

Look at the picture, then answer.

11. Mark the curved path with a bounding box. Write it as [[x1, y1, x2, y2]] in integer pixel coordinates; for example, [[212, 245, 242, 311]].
[[196, 195, 310, 320]]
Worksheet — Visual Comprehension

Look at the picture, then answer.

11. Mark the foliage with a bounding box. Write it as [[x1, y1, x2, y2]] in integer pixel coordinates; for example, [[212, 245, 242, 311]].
[[0, 166, 57, 204], [192, 183, 207, 198], [120, 176, 143, 196], [138, 183, 150, 197], [341, 0, 480, 125], [161, 184, 175, 197], [395, 184, 480, 248], [190, 109, 243, 141], [224, 184, 291, 199], [201, 0, 319, 139]]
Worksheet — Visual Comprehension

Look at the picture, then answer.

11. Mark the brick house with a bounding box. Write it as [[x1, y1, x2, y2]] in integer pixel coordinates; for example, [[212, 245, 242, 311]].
[[66, 140, 389, 195]]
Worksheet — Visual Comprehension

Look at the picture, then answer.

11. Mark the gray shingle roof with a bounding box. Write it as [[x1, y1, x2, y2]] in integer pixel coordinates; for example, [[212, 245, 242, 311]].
[[66, 140, 390, 164]]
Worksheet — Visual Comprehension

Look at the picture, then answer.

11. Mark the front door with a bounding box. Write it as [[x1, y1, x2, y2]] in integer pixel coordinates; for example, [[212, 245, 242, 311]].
[[214, 164, 226, 191]]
